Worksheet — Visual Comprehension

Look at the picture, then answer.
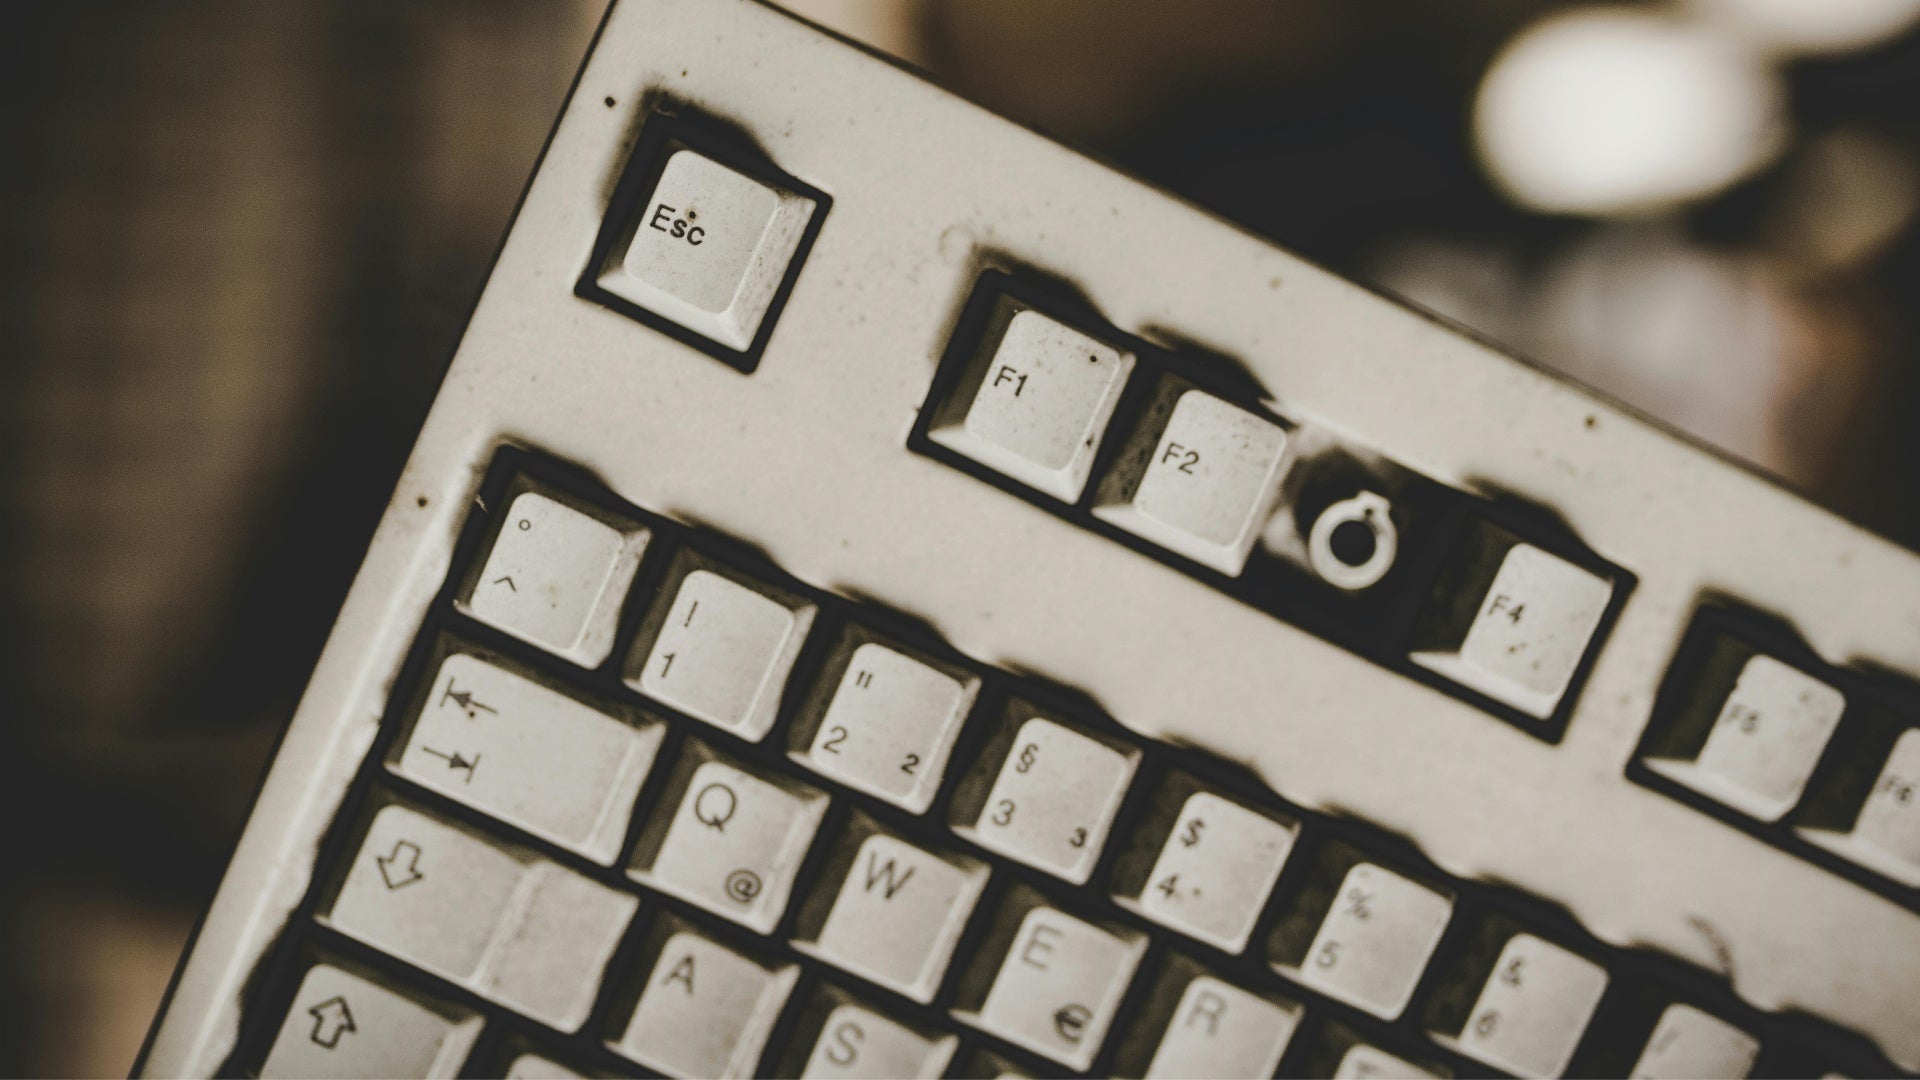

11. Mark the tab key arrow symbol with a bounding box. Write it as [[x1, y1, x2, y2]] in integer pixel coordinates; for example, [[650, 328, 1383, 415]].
[[376, 839, 424, 890], [308, 995, 356, 1049]]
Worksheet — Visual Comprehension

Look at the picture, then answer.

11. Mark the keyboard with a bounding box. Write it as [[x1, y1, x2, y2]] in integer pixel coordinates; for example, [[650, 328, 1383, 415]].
[[137, 1, 1920, 1077]]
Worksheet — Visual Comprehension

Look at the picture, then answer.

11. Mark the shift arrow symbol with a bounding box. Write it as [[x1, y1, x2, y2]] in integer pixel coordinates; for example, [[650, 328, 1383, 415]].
[[308, 996, 356, 1049], [376, 839, 425, 890]]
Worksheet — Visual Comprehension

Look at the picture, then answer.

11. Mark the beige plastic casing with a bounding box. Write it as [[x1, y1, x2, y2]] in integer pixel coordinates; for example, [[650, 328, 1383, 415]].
[[141, 0, 1920, 1073]]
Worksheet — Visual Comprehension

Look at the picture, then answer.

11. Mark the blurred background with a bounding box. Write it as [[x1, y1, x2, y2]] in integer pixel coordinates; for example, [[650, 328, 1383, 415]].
[[6, 0, 1920, 1073]]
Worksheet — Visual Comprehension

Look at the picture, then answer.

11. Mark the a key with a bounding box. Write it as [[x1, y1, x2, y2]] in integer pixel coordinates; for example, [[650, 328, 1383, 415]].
[[1410, 522, 1615, 720], [792, 999, 960, 1080], [1800, 726, 1920, 886], [1094, 382, 1291, 577], [1292, 1020, 1451, 1080], [457, 489, 650, 666], [594, 147, 818, 350], [1119, 959, 1303, 1080], [1645, 649, 1846, 823], [952, 706, 1140, 884], [792, 816, 991, 1003], [1269, 847, 1454, 1021], [628, 555, 816, 741], [629, 742, 830, 932], [928, 295, 1135, 502], [502, 1053, 584, 1079], [951, 888, 1148, 1071], [391, 649, 664, 863], [319, 801, 637, 1031], [610, 919, 800, 1079], [1113, 780, 1299, 954], [1334, 1042, 1448, 1079], [1428, 931, 1609, 1078], [1628, 1004, 1760, 1079], [790, 629, 980, 812], [259, 963, 482, 1079]]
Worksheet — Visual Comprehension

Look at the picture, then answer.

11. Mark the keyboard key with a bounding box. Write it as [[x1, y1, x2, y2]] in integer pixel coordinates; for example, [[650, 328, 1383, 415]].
[[952, 890, 1147, 1071], [1410, 523, 1615, 720], [390, 649, 664, 863], [790, 628, 980, 812], [457, 489, 650, 666], [610, 919, 800, 1078], [1094, 382, 1290, 576], [260, 963, 482, 1079], [928, 295, 1135, 503], [319, 801, 636, 1031], [1269, 847, 1454, 1021], [503, 1053, 584, 1079], [952, 706, 1140, 884], [595, 147, 817, 350], [1429, 931, 1608, 1078], [793, 999, 959, 1079], [793, 817, 990, 1003], [1115, 956, 1303, 1080], [1334, 1042, 1448, 1079], [1628, 1004, 1760, 1079], [1112, 779, 1299, 954], [628, 554, 816, 741], [1291, 1019, 1451, 1080], [1646, 650, 1846, 823], [1800, 726, 1920, 886], [629, 741, 830, 932]]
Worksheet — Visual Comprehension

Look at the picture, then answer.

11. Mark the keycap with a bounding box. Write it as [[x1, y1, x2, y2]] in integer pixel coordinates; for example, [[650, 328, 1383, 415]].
[[259, 963, 482, 1079], [1628, 1004, 1760, 1079], [796, 1000, 959, 1079], [1094, 383, 1290, 577], [928, 297, 1135, 503], [1429, 932, 1608, 1078], [1645, 651, 1846, 822], [1290, 1019, 1451, 1080], [1410, 524, 1615, 720], [792, 818, 991, 1003], [629, 742, 830, 932], [503, 1053, 584, 1079], [1113, 782, 1299, 954], [952, 890, 1147, 1071], [391, 649, 664, 863], [1334, 1042, 1448, 1079], [1123, 961, 1303, 1080], [319, 801, 636, 1031], [610, 921, 800, 1079], [457, 490, 650, 666], [952, 707, 1140, 884], [790, 629, 980, 812], [628, 556, 816, 741], [595, 147, 817, 350], [1269, 850, 1454, 1021], [1800, 727, 1920, 886]]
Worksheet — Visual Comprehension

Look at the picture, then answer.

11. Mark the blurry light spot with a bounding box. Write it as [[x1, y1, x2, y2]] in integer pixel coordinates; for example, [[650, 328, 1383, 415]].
[[1769, 127, 1920, 272], [1474, 9, 1787, 216], [1688, 0, 1920, 56]]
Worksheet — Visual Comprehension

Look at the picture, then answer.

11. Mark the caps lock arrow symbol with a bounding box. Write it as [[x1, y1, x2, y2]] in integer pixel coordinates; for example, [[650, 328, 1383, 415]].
[[308, 996, 356, 1049], [376, 839, 424, 890]]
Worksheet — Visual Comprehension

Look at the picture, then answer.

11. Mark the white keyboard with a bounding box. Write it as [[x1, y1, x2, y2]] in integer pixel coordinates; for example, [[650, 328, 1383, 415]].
[[138, 1, 1920, 1076]]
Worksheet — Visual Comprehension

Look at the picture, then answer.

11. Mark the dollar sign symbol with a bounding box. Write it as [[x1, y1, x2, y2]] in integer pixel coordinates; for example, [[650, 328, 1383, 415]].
[[1180, 817, 1205, 847]]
